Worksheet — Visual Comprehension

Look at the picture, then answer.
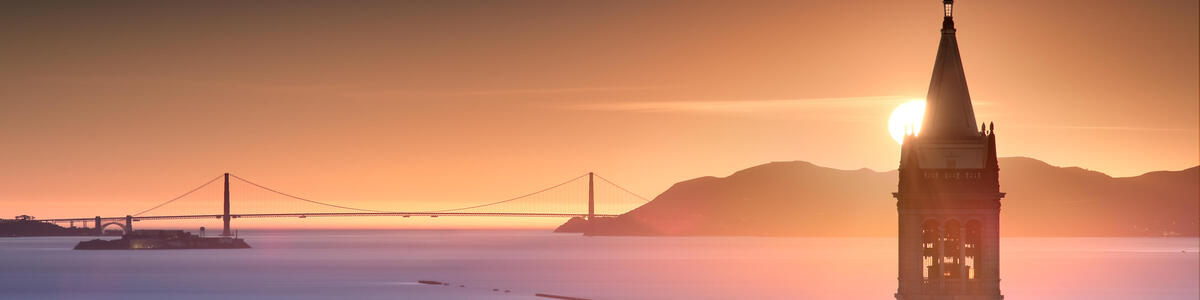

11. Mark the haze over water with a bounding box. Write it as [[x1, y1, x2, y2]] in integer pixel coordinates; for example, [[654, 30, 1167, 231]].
[[1, 230, 1195, 300]]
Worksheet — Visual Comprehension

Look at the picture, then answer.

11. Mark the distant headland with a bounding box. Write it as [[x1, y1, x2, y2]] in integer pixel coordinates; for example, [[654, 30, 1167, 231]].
[[559, 157, 1198, 237], [0, 219, 103, 237]]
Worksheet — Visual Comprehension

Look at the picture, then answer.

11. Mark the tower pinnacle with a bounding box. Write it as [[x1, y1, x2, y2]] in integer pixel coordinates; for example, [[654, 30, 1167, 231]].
[[920, 0, 977, 139], [942, 0, 956, 33]]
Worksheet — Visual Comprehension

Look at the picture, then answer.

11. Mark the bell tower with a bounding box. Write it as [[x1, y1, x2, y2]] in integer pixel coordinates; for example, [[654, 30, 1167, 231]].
[[894, 1, 1004, 299]]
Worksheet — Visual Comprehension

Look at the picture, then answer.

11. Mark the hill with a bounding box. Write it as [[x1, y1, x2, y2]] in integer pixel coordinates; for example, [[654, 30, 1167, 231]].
[[567, 157, 1198, 237], [0, 220, 99, 237]]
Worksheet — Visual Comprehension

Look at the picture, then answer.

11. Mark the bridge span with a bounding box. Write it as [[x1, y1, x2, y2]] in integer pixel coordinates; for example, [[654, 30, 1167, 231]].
[[32, 172, 647, 235]]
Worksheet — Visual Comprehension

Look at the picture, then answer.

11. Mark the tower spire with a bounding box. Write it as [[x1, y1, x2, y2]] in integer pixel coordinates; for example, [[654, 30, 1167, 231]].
[[920, 0, 979, 138]]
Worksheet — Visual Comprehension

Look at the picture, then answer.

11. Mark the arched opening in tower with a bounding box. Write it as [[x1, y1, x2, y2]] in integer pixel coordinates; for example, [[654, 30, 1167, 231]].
[[942, 220, 963, 281], [965, 220, 983, 281], [921, 219, 940, 284]]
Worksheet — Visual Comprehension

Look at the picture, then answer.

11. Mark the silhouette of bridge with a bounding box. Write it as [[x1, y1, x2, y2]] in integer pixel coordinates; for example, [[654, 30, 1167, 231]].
[[34, 172, 649, 236]]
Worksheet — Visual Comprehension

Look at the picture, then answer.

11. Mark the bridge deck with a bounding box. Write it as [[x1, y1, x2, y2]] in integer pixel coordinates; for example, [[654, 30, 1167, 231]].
[[39, 212, 620, 223]]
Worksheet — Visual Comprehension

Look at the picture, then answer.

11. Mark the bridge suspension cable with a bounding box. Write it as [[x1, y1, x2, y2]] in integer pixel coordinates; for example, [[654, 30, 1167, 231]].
[[593, 173, 652, 203], [108, 171, 647, 222], [420, 173, 590, 213], [231, 172, 594, 214], [229, 174, 395, 213], [132, 174, 224, 216]]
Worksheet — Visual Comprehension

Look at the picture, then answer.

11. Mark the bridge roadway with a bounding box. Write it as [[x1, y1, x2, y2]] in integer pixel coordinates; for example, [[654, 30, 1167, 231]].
[[31, 172, 639, 234], [39, 212, 619, 223]]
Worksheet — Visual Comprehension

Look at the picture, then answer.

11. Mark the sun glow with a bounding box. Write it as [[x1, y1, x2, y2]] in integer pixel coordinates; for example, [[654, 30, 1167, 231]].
[[888, 100, 926, 144]]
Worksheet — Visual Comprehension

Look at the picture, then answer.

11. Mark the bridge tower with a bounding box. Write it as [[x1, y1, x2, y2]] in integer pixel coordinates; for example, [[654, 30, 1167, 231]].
[[588, 172, 594, 222], [125, 215, 133, 233], [95, 216, 102, 235], [222, 172, 231, 237], [894, 1, 1003, 299]]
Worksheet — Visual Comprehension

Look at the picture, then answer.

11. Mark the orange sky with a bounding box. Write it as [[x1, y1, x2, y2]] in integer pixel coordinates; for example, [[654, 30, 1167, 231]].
[[1, 1, 1196, 229]]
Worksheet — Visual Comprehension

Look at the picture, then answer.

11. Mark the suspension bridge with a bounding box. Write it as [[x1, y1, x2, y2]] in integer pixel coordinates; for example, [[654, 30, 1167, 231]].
[[31, 172, 650, 236]]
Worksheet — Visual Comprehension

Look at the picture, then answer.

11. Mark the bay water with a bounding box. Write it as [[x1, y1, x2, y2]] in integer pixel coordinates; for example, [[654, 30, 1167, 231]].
[[0, 230, 1195, 299]]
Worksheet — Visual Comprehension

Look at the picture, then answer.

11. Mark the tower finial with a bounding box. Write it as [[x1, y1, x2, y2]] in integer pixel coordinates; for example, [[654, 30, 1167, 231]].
[[941, 0, 956, 33]]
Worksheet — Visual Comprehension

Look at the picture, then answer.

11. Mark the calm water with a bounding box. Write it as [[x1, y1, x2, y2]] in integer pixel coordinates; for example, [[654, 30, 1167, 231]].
[[0, 230, 1196, 299]]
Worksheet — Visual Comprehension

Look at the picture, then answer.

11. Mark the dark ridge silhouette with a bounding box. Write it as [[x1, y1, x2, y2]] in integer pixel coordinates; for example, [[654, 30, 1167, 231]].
[[564, 157, 1198, 237], [0, 220, 98, 237]]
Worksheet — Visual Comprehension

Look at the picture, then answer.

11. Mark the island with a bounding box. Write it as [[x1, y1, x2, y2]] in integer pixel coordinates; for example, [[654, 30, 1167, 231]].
[[74, 230, 251, 250]]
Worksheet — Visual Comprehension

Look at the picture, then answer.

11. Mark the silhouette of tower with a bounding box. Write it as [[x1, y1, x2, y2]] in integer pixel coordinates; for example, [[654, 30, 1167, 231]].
[[894, 1, 1003, 299]]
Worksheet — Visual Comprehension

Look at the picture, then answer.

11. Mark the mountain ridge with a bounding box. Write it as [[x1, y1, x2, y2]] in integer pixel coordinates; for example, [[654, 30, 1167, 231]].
[[566, 157, 1198, 237]]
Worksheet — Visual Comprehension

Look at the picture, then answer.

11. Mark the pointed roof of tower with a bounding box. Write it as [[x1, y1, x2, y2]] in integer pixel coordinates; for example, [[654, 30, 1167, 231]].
[[920, 2, 979, 139]]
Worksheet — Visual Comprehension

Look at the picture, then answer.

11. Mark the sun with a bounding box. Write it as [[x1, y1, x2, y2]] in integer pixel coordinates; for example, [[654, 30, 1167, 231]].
[[888, 100, 926, 144]]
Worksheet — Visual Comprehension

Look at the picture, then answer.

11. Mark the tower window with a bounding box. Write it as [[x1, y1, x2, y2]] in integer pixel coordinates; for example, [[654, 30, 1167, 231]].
[[965, 220, 982, 280], [921, 220, 940, 282], [942, 220, 963, 280]]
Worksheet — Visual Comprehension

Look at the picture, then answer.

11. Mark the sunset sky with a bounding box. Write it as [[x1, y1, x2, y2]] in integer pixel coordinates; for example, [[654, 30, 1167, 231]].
[[2, 0, 1196, 228]]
